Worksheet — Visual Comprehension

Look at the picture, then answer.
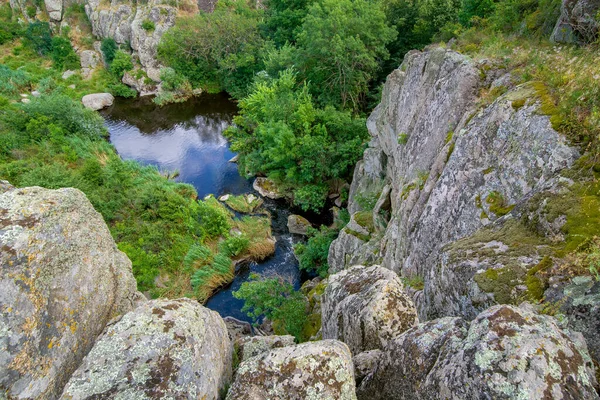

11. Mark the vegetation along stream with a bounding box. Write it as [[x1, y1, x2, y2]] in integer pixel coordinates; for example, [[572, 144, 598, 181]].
[[102, 93, 315, 322]]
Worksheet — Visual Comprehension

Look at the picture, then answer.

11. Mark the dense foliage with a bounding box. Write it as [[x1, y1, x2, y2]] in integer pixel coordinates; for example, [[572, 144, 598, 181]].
[[225, 69, 368, 211], [233, 274, 308, 341]]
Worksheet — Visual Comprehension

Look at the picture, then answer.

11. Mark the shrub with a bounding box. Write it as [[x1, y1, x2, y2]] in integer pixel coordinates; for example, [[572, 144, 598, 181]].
[[110, 50, 133, 79], [101, 38, 118, 65], [197, 199, 231, 239], [141, 19, 156, 31], [295, 225, 338, 277], [0, 65, 31, 96], [218, 235, 250, 257], [24, 21, 52, 55]]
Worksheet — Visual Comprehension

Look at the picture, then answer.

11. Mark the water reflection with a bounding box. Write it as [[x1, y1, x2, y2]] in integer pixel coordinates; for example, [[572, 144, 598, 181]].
[[102, 94, 252, 199], [102, 94, 302, 323]]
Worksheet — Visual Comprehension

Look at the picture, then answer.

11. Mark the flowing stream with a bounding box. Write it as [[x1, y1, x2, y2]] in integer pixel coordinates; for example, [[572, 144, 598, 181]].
[[101, 94, 307, 322]]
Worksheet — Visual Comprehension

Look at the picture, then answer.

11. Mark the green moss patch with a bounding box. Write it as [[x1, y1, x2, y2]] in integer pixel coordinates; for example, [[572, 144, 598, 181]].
[[354, 211, 374, 233], [486, 191, 515, 217]]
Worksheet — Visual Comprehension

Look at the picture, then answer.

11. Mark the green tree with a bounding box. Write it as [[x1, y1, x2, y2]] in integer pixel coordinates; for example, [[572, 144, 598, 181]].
[[261, 0, 315, 47], [225, 69, 368, 211], [158, 0, 265, 98], [295, 0, 396, 110], [233, 274, 308, 341]]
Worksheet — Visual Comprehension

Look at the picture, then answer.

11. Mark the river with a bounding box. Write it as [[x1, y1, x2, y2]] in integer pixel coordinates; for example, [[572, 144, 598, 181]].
[[101, 94, 306, 322]]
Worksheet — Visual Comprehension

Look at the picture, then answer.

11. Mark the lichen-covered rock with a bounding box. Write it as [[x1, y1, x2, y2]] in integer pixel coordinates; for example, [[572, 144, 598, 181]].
[[253, 177, 284, 199], [287, 214, 311, 235], [358, 305, 599, 399], [428, 304, 598, 399], [226, 340, 357, 400], [0, 183, 141, 399], [357, 317, 468, 400], [322, 265, 418, 354], [81, 92, 114, 110], [551, 0, 600, 43], [547, 275, 600, 366], [330, 47, 579, 321], [122, 69, 158, 96], [60, 298, 232, 400], [352, 350, 382, 385], [236, 335, 296, 362]]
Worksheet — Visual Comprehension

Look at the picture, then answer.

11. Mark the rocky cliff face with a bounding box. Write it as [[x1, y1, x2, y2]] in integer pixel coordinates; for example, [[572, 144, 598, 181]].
[[84, 0, 194, 81], [0, 182, 143, 399], [331, 47, 578, 317]]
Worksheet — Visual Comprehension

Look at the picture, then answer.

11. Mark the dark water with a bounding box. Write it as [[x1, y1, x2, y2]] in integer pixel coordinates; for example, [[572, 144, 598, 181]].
[[102, 94, 302, 322]]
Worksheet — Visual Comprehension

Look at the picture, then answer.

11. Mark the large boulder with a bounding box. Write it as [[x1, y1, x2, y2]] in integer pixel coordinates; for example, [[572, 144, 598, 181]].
[[61, 298, 232, 400], [551, 0, 600, 43], [81, 93, 114, 110], [322, 265, 418, 354], [0, 183, 141, 399], [358, 304, 599, 400], [227, 340, 357, 400]]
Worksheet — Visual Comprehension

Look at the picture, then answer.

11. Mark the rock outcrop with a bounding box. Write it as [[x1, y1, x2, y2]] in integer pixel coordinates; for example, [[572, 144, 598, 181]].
[[227, 340, 357, 400], [329, 47, 579, 323], [358, 304, 599, 400], [551, 0, 600, 43], [0, 183, 141, 399], [61, 298, 232, 400], [84, 0, 196, 80], [82, 92, 114, 110], [322, 265, 418, 354]]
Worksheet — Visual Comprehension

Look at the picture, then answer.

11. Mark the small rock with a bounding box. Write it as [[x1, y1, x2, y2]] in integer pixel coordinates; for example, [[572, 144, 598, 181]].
[[229, 154, 239, 163], [62, 70, 76, 80], [219, 194, 230, 202], [82, 93, 114, 110], [68, 84, 76, 89], [20, 93, 28, 98], [31, 90, 40, 97], [287, 214, 312, 235], [246, 193, 257, 203], [21, 98, 30, 103], [227, 340, 357, 400]]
